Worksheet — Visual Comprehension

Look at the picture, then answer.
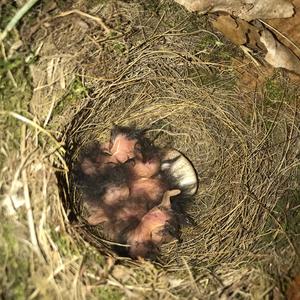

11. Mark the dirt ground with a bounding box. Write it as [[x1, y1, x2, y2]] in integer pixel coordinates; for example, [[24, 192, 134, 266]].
[[1, 1, 300, 299]]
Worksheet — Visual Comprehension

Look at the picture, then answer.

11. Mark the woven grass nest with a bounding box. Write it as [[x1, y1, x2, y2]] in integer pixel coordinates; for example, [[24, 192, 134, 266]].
[[65, 57, 297, 261], [18, 0, 299, 298]]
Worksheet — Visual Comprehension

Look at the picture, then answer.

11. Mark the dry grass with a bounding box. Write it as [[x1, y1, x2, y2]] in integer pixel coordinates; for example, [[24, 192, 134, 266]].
[[1, 0, 300, 299]]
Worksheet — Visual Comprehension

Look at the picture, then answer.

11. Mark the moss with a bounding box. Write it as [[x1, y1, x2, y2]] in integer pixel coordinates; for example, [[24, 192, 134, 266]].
[[86, 0, 108, 9], [50, 228, 81, 257], [0, 1, 34, 141], [0, 3, 17, 29], [0, 55, 32, 109], [0, 56, 23, 71], [265, 78, 285, 102], [0, 217, 30, 300], [113, 42, 126, 55], [197, 34, 219, 50], [158, 1, 200, 28], [0, 53, 33, 169], [52, 77, 88, 118], [196, 32, 239, 62], [140, 0, 161, 13], [83, 249, 105, 268], [264, 74, 299, 109], [92, 286, 124, 300]]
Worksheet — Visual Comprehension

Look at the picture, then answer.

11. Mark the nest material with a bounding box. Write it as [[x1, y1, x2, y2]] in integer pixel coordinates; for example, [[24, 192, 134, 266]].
[[21, 0, 300, 298]]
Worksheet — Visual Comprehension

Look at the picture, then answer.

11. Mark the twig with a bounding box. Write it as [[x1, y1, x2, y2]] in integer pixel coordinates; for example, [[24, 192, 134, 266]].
[[29, 256, 81, 300], [0, 0, 41, 42], [181, 257, 201, 297], [2, 146, 38, 216], [240, 45, 260, 67], [1, 111, 68, 172], [0, 111, 65, 153], [56, 9, 114, 35], [259, 19, 300, 53], [20, 124, 44, 260]]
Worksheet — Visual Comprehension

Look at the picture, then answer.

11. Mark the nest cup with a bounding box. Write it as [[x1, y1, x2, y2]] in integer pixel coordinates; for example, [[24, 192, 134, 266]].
[[62, 51, 298, 267], [39, 1, 299, 294]]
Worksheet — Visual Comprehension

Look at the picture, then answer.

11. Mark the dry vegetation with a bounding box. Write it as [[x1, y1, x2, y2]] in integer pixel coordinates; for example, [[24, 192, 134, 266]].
[[1, 0, 300, 299]]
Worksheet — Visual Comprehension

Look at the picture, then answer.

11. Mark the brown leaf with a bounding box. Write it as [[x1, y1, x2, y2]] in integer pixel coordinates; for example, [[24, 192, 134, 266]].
[[212, 15, 247, 45], [262, 0, 300, 59], [174, 0, 294, 21], [212, 15, 260, 48], [239, 0, 294, 21], [287, 275, 300, 300], [233, 58, 273, 92]]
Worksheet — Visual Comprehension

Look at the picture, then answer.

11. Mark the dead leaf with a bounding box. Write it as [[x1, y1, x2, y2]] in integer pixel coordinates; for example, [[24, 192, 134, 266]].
[[239, 0, 294, 21], [174, 0, 294, 21], [212, 15, 260, 48], [260, 29, 300, 74], [212, 15, 246, 45], [232, 57, 273, 92], [262, 0, 300, 59], [287, 275, 300, 300]]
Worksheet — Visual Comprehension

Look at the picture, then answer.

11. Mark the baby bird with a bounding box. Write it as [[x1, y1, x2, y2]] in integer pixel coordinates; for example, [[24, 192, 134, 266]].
[[72, 125, 198, 259]]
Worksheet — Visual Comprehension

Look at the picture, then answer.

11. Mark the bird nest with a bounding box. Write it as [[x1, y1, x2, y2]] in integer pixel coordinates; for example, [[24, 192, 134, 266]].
[[24, 0, 299, 297]]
